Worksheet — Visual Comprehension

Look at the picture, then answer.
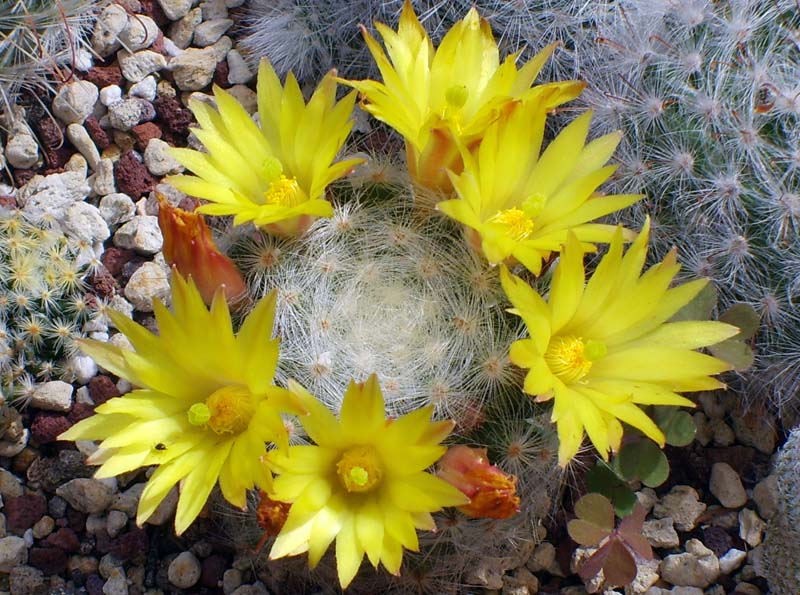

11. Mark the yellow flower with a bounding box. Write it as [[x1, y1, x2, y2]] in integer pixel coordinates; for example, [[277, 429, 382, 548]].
[[167, 59, 364, 236], [343, 1, 584, 192], [439, 103, 644, 275], [267, 374, 468, 588], [500, 221, 739, 465], [59, 273, 305, 535]]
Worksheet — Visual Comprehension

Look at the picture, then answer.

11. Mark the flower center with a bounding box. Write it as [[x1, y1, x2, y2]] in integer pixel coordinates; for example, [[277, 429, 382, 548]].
[[490, 208, 534, 241], [544, 336, 606, 384], [187, 385, 255, 435], [264, 175, 303, 207], [336, 446, 383, 493]]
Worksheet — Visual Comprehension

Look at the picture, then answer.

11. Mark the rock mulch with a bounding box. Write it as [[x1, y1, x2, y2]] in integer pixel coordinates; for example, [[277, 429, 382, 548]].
[[0, 0, 791, 594]]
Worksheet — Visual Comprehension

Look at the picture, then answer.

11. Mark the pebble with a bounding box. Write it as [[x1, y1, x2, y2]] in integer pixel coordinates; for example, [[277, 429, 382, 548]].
[[118, 14, 159, 52], [201, 0, 228, 19], [157, 0, 194, 20], [0, 429, 29, 457], [0, 536, 28, 571], [733, 582, 761, 595], [52, 81, 99, 125], [168, 7, 201, 49], [107, 98, 157, 131], [192, 18, 233, 47], [709, 418, 735, 446], [719, 548, 747, 574], [90, 159, 118, 196], [63, 201, 111, 245], [9, 565, 45, 595], [660, 539, 720, 588], [144, 138, 183, 176], [170, 47, 219, 91], [222, 569, 242, 595], [143, 486, 178, 526], [5, 131, 39, 169], [226, 49, 253, 85], [99, 193, 137, 228], [106, 510, 129, 539], [732, 411, 777, 455], [31, 516, 54, 540], [653, 486, 707, 532], [709, 462, 748, 508], [114, 215, 163, 254], [100, 85, 123, 107], [30, 381, 73, 412], [643, 517, 680, 548], [92, 4, 128, 57], [103, 567, 128, 595], [738, 508, 766, 547], [111, 483, 145, 518], [99, 553, 124, 579], [18, 171, 90, 221], [230, 584, 269, 595], [65, 153, 89, 177], [66, 124, 101, 170], [118, 49, 168, 84], [129, 76, 157, 101], [124, 261, 170, 311], [56, 479, 115, 515], [64, 354, 100, 385], [693, 412, 712, 446], [168, 552, 202, 589], [0, 469, 23, 499], [752, 474, 778, 520]]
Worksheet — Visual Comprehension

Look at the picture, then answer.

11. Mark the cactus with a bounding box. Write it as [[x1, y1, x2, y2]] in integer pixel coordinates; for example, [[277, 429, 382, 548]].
[[761, 426, 800, 595], [0, 210, 93, 400], [237, 0, 595, 85], [0, 0, 96, 115]]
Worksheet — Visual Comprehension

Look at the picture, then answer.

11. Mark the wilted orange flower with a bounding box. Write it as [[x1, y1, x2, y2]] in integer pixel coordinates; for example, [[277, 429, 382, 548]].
[[438, 445, 520, 519], [254, 490, 291, 553], [157, 195, 247, 305]]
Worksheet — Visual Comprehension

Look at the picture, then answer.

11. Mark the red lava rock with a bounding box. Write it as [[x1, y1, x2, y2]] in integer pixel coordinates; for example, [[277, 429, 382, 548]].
[[43, 145, 73, 172], [84, 65, 124, 88], [31, 413, 72, 444], [153, 96, 193, 137], [115, 150, 157, 198], [6, 493, 48, 533], [702, 525, 733, 558], [66, 509, 87, 534], [85, 574, 104, 595], [131, 121, 162, 152], [200, 554, 227, 588], [177, 196, 199, 211], [45, 527, 81, 553], [67, 403, 95, 425], [150, 30, 166, 55], [0, 194, 16, 209], [29, 546, 68, 575], [101, 247, 135, 278], [109, 527, 148, 561], [90, 267, 119, 298], [213, 59, 230, 88], [11, 169, 36, 186], [34, 117, 64, 149], [89, 375, 122, 405], [138, 0, 169, 27], [84, 116, 111, 151]]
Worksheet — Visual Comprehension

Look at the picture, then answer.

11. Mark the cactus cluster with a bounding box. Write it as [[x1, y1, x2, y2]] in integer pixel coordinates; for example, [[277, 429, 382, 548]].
[[562, 0, 800, 414], [761, 426, 800, 595], [0, 0, 96, 113], [0, 211, 92, 401]]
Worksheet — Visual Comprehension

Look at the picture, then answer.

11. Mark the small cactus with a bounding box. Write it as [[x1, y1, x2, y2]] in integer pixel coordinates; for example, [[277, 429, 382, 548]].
[[0, 0, 96, 112], [761, 426, 800, 595], [0, 210, 93, 401]]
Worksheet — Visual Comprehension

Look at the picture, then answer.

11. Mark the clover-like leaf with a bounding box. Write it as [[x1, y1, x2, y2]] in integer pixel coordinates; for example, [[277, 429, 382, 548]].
[[618, 440, 670, 488], [569, 493, 615, 546], [586, 462, 636, 517], [653, 408, 696, 447], [719, 303, 760, 340], [709, 338, 755, 371], [670, 282, 716, 322]]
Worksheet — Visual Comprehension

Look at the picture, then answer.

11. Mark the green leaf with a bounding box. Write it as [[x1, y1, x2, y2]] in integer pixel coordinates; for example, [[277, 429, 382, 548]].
[[586, 463, 636, 517], [568, 518, 610, 547], [670, 282, 717, 322], [653, 408, 697, 447], [709, 339, 755, 371], [719, 303, 760, 340], [575, 493, 615, 530], [618, 440, 670, 488]]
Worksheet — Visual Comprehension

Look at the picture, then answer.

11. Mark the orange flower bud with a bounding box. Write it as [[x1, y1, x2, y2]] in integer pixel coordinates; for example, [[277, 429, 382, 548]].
[[438, 445, 520, 519], [253, 490, 292, 553], [157, 194, 247, 305]]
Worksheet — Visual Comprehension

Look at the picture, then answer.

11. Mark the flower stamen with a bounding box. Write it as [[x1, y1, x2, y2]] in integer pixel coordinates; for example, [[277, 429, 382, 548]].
[[490, 208, 535, 241], [337, 446, 383, 493], [264, 175, 303, 207], [188, 386, 255, 435], [545, 336, 602, 384]]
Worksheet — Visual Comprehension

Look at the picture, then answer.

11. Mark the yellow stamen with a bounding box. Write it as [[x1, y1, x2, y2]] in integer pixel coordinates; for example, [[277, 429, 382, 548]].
[[490, 208, 535, 241], [188, 386, 254, 435], [264, 175, 303, 208], [336, 445, 383, 493], [545, 336, 603, 384]]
